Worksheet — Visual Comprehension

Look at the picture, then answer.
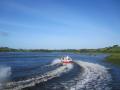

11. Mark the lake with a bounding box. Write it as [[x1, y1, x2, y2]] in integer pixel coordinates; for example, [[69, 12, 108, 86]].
[[0, 52, 120, 90]]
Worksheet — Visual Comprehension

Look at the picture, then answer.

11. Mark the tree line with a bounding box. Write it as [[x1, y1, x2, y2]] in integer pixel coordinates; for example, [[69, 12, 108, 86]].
[[0, 45, 120, 53]]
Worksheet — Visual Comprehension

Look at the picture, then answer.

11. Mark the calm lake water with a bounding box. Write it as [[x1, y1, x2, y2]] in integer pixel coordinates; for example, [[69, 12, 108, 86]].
[[0, 52, 120, 90]]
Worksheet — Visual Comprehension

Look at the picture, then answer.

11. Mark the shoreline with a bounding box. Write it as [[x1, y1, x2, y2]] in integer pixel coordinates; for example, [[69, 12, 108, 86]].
[[105, 53, 120, 66]]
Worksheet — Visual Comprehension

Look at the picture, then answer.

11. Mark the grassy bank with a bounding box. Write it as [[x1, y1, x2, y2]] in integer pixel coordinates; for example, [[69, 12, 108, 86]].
[[1, 45, 120, 66], [106, 53, 120, 66]]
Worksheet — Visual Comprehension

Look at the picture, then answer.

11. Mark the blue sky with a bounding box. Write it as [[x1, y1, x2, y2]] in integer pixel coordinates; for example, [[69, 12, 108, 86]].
[[0, 0, 120, 49]]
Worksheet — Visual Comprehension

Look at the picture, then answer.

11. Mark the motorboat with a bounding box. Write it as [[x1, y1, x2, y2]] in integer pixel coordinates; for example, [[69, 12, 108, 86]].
[[60, 56, 73, 65]]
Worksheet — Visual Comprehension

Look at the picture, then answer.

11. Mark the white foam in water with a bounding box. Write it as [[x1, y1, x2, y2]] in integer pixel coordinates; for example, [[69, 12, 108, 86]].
[[4, 63, 73, 90], [2, 60, 111, 90], [0, 66, 11, 89], [51, 58, 61, 65], [70, 61, 112, 90], [49, 63, 73, 77]]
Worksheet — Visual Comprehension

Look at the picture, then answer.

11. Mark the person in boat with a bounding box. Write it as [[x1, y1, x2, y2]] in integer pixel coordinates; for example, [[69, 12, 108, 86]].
[[61, 56, 73, 64]]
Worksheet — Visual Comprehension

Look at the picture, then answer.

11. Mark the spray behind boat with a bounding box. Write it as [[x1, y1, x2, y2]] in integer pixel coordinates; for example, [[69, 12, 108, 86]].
[[60, 56, 73, 65]]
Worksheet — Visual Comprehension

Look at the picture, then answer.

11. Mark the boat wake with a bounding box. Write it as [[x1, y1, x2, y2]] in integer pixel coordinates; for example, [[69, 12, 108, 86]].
[[2, 60, 112, 90], [3, 61, 73, 90], [70, 61, 112, 90]]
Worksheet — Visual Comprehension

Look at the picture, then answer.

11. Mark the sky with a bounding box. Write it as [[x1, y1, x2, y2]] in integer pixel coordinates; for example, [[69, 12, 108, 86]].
[[0, 0, 120, 49]]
